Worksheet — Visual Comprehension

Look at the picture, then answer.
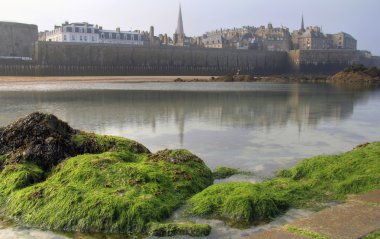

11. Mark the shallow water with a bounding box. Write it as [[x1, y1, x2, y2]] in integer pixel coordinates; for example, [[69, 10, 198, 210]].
[[0, 80, 380, 238]]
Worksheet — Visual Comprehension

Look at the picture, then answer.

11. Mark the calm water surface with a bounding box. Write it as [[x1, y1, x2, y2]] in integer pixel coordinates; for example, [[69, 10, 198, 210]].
[[0, 80, 380, 238]]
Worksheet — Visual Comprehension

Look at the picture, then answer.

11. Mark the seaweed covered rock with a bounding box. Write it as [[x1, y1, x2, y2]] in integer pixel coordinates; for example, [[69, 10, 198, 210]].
[[148, 222, 211, 237], [186, 182, 291, 227], [0, 112, 76, 170], [0, 112, 149, 171], [187, 142, 380, 227], [213, 166, 240, 179], [328, 64, 380, 84], [0, 113, 213, 235]]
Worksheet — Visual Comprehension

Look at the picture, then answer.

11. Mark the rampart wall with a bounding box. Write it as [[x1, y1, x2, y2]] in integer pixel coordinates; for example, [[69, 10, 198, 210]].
[[31, 41, 290, 75], [0, 29, 378, 76], [289, 49, 374, 74]]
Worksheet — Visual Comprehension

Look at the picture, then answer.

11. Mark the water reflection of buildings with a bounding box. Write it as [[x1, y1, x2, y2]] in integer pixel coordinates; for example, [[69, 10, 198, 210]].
[[0, 85, 372, 146]]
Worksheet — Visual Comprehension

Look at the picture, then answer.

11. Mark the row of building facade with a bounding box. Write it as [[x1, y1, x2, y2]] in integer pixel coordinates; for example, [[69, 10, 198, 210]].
[[39, 9, 357, 52], [200, 17, 357, 51], [39, 22, 143, 45]]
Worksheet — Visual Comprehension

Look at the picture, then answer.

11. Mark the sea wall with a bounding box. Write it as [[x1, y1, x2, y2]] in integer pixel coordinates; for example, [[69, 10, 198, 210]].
[[289, 49, 374, 74], [0, 35, 377, 76], [30, 41, 290, 75], [0, 22, 38, 58], [372, 56, 380, 68]]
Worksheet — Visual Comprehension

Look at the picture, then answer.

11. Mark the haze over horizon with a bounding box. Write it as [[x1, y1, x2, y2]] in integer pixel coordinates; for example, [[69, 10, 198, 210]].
[[1, 0, 379, 55]]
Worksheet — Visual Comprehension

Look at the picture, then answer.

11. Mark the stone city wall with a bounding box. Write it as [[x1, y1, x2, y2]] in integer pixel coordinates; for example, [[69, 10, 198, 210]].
[[289, 49, 374, 74], [30, 41, 290, 75], [0, 22, 38, 57]]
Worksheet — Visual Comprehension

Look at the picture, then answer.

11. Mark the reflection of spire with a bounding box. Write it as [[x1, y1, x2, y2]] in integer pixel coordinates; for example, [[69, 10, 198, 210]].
[[174, 108, 185, 147], [151, 116, 156, 133], [175, 4, 185, 38], [178, 116, 185, 146]]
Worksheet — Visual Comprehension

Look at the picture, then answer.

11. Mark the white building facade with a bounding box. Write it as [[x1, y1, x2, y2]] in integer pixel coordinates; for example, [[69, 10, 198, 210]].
[[40, 22, 143, 45]]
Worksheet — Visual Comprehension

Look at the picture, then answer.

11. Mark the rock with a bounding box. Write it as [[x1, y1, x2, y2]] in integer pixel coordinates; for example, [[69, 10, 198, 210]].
[[0, 112, 150, 171], [328, 65, 380, 84], [0, 112, 77, 170], [149, 149, 204, 164], [0, 113, 213, 235], [148, 222, 211, 237]]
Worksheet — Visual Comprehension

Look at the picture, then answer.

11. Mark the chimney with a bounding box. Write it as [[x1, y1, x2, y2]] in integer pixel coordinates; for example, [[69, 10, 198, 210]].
[[116, 27, 121, 33]]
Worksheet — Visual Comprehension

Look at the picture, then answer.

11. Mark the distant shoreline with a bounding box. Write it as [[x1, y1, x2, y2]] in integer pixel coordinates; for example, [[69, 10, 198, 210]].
[[0, 76, 211, 83], [0, 75, 329, 83]]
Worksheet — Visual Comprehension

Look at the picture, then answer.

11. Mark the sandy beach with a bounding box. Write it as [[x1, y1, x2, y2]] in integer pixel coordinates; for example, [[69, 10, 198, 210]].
[[0, 76, 212, 83]]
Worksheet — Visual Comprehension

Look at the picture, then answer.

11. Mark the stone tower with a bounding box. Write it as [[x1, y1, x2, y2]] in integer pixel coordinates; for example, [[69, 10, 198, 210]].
[[174, 4, 185, 46]]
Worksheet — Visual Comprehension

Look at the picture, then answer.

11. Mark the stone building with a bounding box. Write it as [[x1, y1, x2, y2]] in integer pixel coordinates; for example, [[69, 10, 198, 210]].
[[328, 32, 357, 50], [40, 22, 143, 45], [201, 26, 257, 49], [202, 33, 227, 48], [255, 23, 292, 51], [297, 26, 331, 50], [291, 16, 357, 50]]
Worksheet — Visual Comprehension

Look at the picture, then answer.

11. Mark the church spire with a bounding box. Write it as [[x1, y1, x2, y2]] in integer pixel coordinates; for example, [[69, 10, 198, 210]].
[[175, 4, 185, 38], [301, 14, 305, 32]]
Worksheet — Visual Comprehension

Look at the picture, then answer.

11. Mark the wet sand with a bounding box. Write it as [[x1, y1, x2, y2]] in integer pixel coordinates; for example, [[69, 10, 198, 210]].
[[0, 76, 211, 83]]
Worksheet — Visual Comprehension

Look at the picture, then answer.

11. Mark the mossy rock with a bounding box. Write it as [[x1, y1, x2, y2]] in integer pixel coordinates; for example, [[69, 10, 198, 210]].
[[72, 131, 151, 154], [0, 113, 213, 235], [213, 166, 240, 179], [148, 222, 211, 237], [187, 142, 380, 227], [1, 149, 212, 234], [186, 181, 290, 227]]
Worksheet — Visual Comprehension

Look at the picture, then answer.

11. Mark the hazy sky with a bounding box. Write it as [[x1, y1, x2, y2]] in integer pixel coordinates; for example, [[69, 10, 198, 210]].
[[1, 0, 379, 55]]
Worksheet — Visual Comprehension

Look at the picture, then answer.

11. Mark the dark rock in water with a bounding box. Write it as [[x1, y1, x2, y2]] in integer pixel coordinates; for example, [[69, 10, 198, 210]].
[[0, 112, 77, 170]]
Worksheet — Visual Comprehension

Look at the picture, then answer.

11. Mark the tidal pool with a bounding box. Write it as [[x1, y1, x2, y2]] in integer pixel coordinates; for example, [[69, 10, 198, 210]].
[[0, 80, 379, 238]]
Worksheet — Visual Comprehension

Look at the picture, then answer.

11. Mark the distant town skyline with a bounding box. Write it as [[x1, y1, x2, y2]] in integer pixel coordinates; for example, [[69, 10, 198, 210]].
[[1, 0, 379, 55]]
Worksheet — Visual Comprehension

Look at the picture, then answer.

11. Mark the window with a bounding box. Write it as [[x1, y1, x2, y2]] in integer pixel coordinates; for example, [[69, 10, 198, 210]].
[[63, 35, 67, 41], [84, 36, 87, 41], [72, 35, 76, 41], [92, 36, 95, 42], [80, 36, 83, 41], [101, 33, 104, 39]]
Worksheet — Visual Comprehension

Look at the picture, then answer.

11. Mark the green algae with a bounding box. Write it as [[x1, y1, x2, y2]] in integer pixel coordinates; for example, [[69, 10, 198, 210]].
[[0, 163, 44, 196], [186, 142, 380, 227], [286, 225, 330, 239], [363, 230, 380, 239], [186, 181, 290, 227], [72, 131, 150, 154], [0, 154, 5, 165], [0, 136, 212, 235], [148, 222, 211, 237], [212, 166, 240, 179]]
